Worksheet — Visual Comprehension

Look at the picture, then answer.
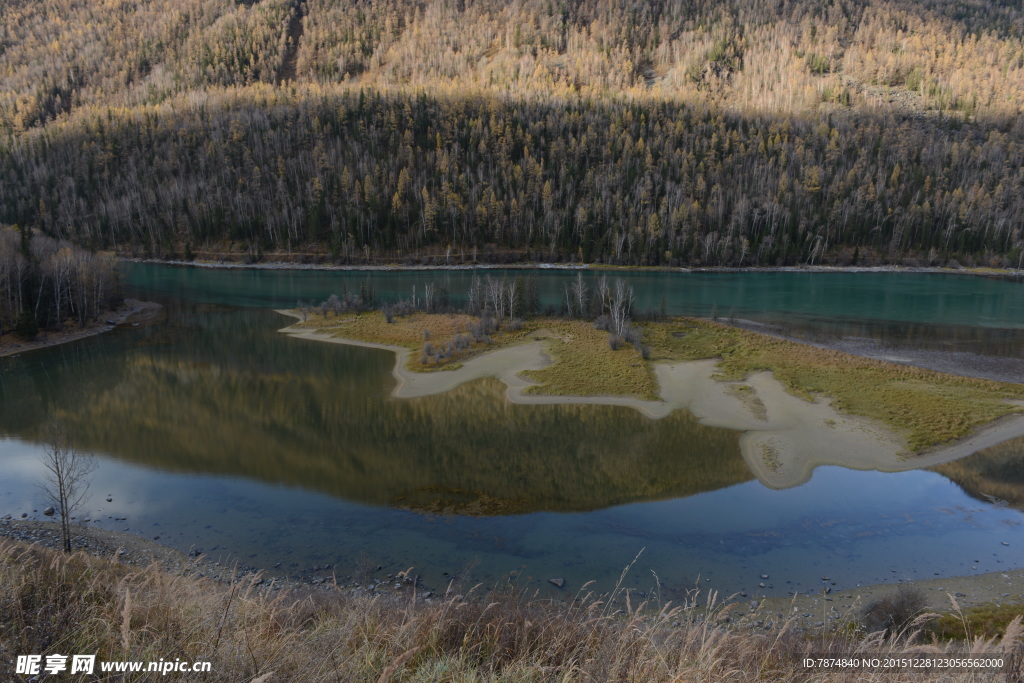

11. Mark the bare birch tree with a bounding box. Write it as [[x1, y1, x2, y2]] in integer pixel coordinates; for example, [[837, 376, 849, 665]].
[[466, 276, 483, 315], [609, 278, 634, 337], [503, 279, 519, 321], [423, 283, 435, 312], [595, 274, 610, 315], [40, 421, 96, 553], [485, 275, 505, 321], [564, 272, 589, 317]]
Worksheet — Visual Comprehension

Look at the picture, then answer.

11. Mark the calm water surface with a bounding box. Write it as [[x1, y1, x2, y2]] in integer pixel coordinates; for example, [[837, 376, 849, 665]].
[[0, 266, 1022, 598]]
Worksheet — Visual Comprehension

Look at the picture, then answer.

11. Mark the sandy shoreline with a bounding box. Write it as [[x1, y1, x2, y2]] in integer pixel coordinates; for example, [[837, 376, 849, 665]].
[[0, 299, 163, 359], [278, 311, 1024, 489]]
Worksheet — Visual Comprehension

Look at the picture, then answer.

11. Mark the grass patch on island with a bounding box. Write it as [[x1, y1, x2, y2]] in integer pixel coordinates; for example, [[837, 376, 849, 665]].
[[287, 311, 1024, 451], [520, 320, 659, 400], [292, 310, 473, 349], [289, 312, 658, 398], [289, 310, 537, 373], [641, 318, 1024, 451]]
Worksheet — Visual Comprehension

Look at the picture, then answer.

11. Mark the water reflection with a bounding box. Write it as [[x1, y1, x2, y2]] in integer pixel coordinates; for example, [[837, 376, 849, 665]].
[[0, 306, 749, 514], [2, 299, 1024, 595], [932, 436, 1024, 511]]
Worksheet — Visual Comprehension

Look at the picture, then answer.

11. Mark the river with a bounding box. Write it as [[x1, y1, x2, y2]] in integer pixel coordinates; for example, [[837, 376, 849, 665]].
[[0, 265, 1022, 600]]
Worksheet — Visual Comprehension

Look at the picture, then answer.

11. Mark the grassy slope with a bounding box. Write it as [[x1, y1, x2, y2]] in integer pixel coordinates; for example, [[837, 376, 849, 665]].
[[289, 312, 1024, 452], [1, 539, 1020, 682]]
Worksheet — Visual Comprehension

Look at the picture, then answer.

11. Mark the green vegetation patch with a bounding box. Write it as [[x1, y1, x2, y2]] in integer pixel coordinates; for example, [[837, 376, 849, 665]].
[[290, 310, 538, 373], [642, 318, 1024, 452], [291, 312, 659, 400], [521, 320, 659, 400], [292, 310, 456, 348], [292, 311, 1024, 452], [930, 602, 1024, 641]]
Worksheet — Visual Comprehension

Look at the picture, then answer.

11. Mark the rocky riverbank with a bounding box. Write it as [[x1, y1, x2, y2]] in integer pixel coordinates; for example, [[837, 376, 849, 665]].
[[3, 516, 1022, 635], [0, 299, 163, 359], [0, 517, 437, 602]]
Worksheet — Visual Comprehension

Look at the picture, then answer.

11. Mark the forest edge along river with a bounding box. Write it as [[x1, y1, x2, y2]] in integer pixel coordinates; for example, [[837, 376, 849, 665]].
[[1, 264, 1024, 615]]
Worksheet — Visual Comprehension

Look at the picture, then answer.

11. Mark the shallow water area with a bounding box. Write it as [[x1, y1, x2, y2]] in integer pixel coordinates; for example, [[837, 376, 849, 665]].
[[1, 266, 1023, 598]]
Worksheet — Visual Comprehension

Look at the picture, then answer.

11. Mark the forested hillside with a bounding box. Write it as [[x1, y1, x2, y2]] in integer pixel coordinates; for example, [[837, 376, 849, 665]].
[[1, 0, 1023, 267]]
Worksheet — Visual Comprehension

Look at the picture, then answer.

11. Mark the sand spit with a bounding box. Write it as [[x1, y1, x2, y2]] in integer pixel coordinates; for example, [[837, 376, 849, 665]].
[[278, 312, 1024, 488]]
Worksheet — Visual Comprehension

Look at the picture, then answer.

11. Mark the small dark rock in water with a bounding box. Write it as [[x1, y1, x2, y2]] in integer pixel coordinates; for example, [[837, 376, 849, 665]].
[[20, 513, 27, 518], [549, 578, 565, 588], [43, 507, 55, 516], [106, 497, 113, 502]]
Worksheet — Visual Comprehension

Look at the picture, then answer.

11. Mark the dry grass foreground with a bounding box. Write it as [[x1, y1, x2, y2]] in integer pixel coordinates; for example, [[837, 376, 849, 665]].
[[283, 311, 1024, 454], [1, 539, 1021, 682]]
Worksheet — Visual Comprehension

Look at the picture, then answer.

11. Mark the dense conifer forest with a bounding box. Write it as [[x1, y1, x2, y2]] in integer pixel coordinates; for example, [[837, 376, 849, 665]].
[[1, 0, 1023, 267]]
